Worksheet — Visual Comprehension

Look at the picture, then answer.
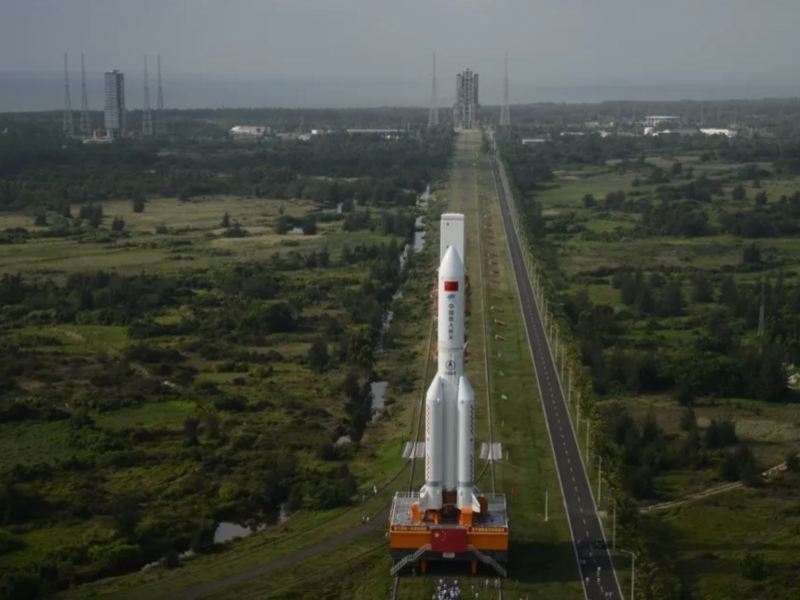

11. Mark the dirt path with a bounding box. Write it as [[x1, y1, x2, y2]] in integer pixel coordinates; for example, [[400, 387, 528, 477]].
[[172, 505, 390, 600], [639, 462, 787, 513]]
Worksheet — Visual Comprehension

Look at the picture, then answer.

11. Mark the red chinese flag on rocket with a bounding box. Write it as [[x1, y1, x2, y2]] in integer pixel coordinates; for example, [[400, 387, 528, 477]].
[[444, 281, 459, 292]]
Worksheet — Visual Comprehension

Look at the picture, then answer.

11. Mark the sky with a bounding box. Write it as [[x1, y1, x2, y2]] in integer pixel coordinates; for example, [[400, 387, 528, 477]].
[[1, 0, 799, 109]]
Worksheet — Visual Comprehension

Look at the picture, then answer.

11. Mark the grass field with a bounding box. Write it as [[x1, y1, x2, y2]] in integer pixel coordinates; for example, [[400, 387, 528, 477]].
[[32, 193, 432, 599], [0, 196, 390, 277], [0, 178, 437, 596], [525, 150, 800, 599], [641, 474, 800, 600], [619, 394, 800, 497], [534, 165, 800, 284]]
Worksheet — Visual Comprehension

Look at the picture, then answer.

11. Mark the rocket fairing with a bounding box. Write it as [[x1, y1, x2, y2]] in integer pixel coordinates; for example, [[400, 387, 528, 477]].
[[419, 233, 481, 515]]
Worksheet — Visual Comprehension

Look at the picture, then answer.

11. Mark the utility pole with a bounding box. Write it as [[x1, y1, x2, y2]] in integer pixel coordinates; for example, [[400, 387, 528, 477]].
[[499, 51, 510, 127], [585, 421, 590, 463], [567, 368, 571, 405], [142, 55, 153, 136], [597, 456, 603, 505], [758, 277, 766, 340], [156, 54, 165, 136], [612, 501, 616, 551], [619, 549, 637, 600], [79, 53, 90, 136], [427, 52, 439, 128], [554, 327, 559, 364], [544, 488, 549, 522]]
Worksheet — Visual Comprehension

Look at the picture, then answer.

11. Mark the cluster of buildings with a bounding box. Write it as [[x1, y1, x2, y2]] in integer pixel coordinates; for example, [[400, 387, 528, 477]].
[[643, 114, 738, 138], [63, 54, 748, 144], [67, 54, 504, 142], [228, 65, 490, 141]]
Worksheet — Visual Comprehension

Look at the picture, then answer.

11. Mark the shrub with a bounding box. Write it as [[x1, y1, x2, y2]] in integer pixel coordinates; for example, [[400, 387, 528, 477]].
[[705, 418, 737, 449], [307, 337, 329, 373], [719, 444, 759, 485], [0, 529, 25, 555], [785, 452, 799, 472], [679, 406, 697, 432], [740, 552, 768, 580], [741, 243, 761, 264]]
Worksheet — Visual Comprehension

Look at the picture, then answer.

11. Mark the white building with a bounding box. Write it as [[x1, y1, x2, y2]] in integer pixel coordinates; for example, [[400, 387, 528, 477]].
[[346, 128, 404, 139], [229, 125, 267, 141], [700, 128, 738, 138], [103, 70, 126, 138], [643, 115, 681, 128]]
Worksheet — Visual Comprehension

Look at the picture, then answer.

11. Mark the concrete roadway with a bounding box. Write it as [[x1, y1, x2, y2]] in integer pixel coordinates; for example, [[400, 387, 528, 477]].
[[489, 154, 623, 600]]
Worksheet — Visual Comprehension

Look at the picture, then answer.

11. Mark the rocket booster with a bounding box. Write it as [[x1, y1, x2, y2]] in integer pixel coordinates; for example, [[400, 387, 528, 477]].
[[419, 237, 481, 514]]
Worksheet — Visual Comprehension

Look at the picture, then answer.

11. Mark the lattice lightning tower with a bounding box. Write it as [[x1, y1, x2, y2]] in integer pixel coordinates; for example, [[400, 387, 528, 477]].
[[156, 55, 165, 136], [142, 55, 153, 136], [499, 52, 511, 127], [62, 53, 74, 137], [79, 53, 91, 136], [428, 52, 439, 128]]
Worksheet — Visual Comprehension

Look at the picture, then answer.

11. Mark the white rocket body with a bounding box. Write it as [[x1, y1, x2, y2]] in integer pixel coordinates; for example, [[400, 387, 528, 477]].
[[419, 215, 481, 514]]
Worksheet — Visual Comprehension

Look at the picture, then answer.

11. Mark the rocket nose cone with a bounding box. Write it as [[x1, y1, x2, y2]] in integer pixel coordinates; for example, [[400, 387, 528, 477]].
[[440, 245, 465, 278]]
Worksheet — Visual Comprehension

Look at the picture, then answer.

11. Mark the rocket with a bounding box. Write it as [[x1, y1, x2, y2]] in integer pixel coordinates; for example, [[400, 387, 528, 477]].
[[418, 214, 481, 516]]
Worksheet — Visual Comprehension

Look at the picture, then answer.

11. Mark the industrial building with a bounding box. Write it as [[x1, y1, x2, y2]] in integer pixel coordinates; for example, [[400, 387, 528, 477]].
[[103, 70, 126, 138], [643, 115, 680, 128], [454, 69, 479, 130], [345, 128, 405, 139], [700, 128, 738, 138], [229, 125, 267, 141]]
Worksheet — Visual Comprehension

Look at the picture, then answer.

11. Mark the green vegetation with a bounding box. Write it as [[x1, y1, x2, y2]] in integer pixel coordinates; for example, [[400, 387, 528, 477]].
[[0, 113, 454, 598], [499, 104, 800, 599]]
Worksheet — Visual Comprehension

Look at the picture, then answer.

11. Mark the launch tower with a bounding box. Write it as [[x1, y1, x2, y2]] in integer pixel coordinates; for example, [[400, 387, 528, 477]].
[[454, 69, 479, 130], [389, 214, 508, 576]]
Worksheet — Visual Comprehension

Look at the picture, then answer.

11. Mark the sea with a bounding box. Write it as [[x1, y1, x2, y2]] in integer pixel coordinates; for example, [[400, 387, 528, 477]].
[[2, 71, 800, 112]]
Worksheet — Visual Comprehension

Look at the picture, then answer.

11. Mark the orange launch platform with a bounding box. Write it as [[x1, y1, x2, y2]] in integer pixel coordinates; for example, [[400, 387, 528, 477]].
[[388, 492, 509, 576]]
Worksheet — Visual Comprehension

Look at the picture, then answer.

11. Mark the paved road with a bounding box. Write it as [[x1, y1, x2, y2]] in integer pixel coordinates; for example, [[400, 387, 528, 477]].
[[489, 153, 623, 600]]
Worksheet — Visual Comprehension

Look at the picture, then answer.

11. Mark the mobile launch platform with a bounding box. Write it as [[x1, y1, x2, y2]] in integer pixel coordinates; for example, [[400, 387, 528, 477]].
[[388, 491, 508, 575]]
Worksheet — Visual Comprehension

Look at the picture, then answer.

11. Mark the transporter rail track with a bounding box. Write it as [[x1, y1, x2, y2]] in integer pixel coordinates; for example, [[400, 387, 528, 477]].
[[392, 148, 504, 600]]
